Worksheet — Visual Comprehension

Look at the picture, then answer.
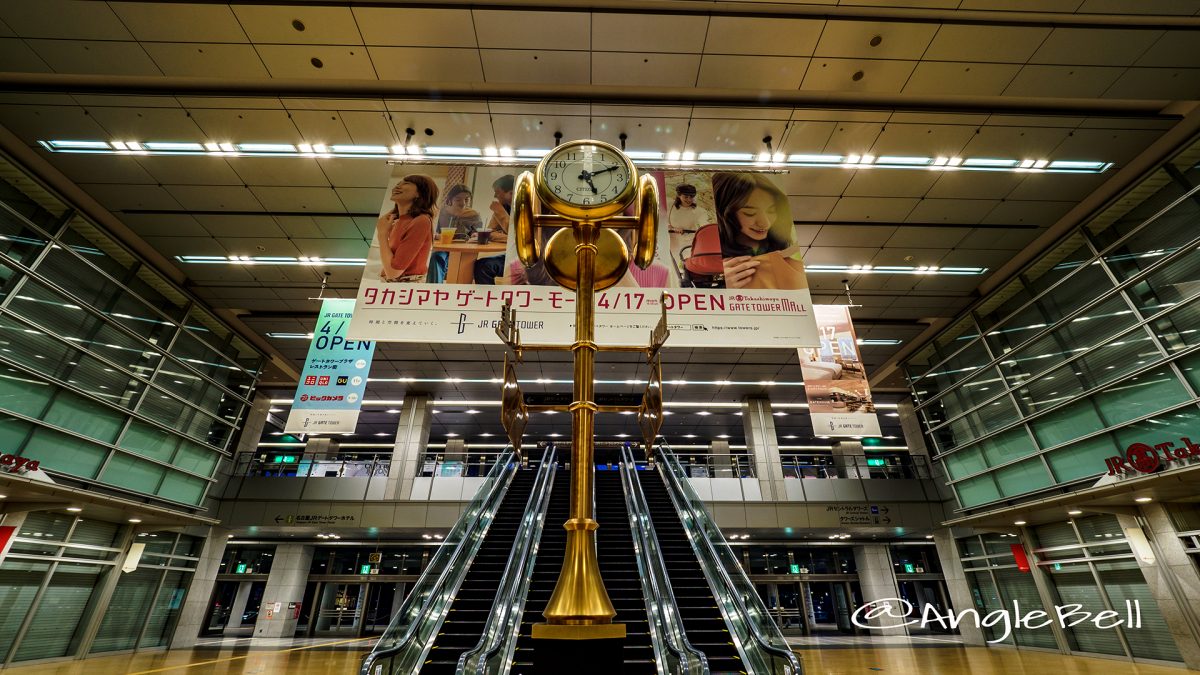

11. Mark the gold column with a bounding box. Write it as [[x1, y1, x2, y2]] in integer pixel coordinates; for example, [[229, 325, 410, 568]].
[[540, 220, 619, 629]]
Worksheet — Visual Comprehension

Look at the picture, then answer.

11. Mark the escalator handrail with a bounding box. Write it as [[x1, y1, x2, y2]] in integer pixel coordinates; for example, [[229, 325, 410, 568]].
[[619, 447, 710, 675], [360, 448, 518, 675], [656, 443, 803, 675], [457, 447, 558, 675]]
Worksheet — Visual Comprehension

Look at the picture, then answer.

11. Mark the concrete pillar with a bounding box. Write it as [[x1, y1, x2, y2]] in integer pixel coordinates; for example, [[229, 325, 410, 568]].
[[898, 397, 955, 499], [832, 440, 864, 478], [212, 393, 272, 502], [385, 394, 432, 499], [1118, 506, 1200, 669], [709, 439, 733, 477], [852, 544, 908, 636], [224, 580, 255, 636], [444, 438, 466, 462], [742, 398, 786, 500], [170, 526, 231, 648], [931, 528, 986, 645], [254, 544, 315, 638]]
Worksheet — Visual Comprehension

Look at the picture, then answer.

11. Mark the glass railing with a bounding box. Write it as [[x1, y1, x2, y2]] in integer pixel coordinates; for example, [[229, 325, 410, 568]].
[[780, 453, 931, 480], [619, 446, 709, 675], [657, 443, 802, 675], [458, 446, 558, 675], [234, 453, 390, 478], [360, 448, 518, 675], [672, 452, 756, 478]]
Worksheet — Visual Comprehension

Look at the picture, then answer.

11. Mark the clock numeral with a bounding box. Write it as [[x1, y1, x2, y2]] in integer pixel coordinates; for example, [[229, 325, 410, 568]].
[[554, 185, 562, 194], [552, 160, 567, 169], [549, 171, 558, 180], [582, 197, 592, 205]]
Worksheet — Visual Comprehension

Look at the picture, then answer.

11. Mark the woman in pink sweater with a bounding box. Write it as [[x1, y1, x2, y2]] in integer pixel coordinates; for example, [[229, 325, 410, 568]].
[[377, 174, 438, 282]]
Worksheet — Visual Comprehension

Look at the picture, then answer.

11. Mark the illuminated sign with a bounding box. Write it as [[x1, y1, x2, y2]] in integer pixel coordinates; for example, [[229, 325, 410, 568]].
[[236, 563, 248, 574], [789, 564, 800, 574], [360, 564, 372, 575], [903, 563, 915, 573], [0, 453, 41, 474], [866, 458, 886, 467], [1104, 437, 1199, 476], [272, 455, 298, 463]]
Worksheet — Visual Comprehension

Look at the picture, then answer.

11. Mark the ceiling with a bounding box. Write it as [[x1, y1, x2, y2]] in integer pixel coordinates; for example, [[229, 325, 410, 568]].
[[0, 0, 1198, 446]]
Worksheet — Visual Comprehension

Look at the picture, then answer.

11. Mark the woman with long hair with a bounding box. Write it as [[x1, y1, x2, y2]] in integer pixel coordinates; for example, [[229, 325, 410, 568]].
[[711, 172, 800, 289], [377, 174, 439, 282], [667, 183, 710, 265]]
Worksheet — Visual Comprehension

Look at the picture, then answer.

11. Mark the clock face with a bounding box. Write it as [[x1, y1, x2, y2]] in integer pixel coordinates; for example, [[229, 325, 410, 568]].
[[539, 142, 634, 214]]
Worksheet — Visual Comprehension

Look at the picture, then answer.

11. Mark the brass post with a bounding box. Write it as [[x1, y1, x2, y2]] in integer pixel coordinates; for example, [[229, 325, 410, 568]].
[[541, 219, 618, 627]]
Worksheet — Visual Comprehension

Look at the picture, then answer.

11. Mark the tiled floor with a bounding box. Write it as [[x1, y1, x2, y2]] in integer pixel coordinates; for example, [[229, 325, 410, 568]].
[[3, 636, 1188, 674]]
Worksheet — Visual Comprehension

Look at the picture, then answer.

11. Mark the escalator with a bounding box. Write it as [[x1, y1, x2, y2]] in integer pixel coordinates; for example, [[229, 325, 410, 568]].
[[511, 468, 655, 674], [419, 468, 539, 674], [638, 470, 745, 673]]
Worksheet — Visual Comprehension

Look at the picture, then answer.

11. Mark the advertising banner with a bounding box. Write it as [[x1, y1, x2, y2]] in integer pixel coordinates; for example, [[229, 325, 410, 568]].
[[348, 163, 818, 348], [285, 298, 375, 434], [801, 305, 882, 437]]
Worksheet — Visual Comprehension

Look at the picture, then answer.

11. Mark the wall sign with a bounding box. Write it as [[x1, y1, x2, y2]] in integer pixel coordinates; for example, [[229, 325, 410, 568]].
[[285, 298, 376, 434], [1104, 437, 1200, 476], [0, 453, 40, 473]]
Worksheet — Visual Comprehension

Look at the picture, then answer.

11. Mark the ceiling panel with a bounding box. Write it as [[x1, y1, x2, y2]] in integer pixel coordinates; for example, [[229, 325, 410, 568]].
[[249, 186, 347, 213], [883, 226, 973, 249], [903, 199, 1000, 225], [46, 154, 155, 185], [187, 109, 302, 143], [231, 5, 363, 45], [143, 43, 269, 79], [958, 227, 1042, 250], [0, 0, 132, 39], [473, 10, 589, 50], [786, 196, 839, 221], [134, 156, 243, 186], [903, 62, 1021, 96], [479, 50, 589, 85], [926, 172, 1026, 200], [921, 25, 1052, 63], [867, 122, 976, 157], [811, 225, 897, 248], [696, 55, 809, 90], [1003, 65, 1125, 98], [371, 47, 483, 82], [1103, 68, 1200, 99], [120, 213, 208, 237], [1029, 28, 1163, 67], [801, 58, 917, 93], [0, 38, 51, 72], [813, 21, 938, 60], [774, 168, 855, 197], [842, 170, 940, 198], [354, 8, 477, 48], [593, 52, 701, 88], [980, 200, 1076, 227], [593, 12, 708, 53], [196, 214, 287, 239], [704, 16, 824, 57], [684, 118, 790, 154], [80, 183, 182, 211], [110, 3, 247, 42], [26, 40, 161, 76], [164, 185, 264, 212], [229, 157, 333, 188], [870, 247, 949, 266], [1135, 31, 1200, 67], [255, 45, 377, 80], [827, 197, 920, 222]]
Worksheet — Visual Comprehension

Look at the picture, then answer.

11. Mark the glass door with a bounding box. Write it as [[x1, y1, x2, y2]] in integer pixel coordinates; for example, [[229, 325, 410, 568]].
[[361, 582, 403, 635], [202, 581, 239, 636], [314, 583, 364, 635]]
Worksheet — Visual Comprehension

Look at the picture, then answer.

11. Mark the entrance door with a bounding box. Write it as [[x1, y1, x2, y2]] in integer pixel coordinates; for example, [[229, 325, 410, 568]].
[[806, 582, 855, 634], [361, 582, 403, 635], [314, 583, 364, 635], [755, 583, 806, 635], [202, 581, 238, 636], [899, 580, 954, 633]]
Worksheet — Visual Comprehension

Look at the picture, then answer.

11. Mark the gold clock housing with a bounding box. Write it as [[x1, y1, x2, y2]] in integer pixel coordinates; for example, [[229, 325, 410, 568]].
[[534, 140, 638, 222]]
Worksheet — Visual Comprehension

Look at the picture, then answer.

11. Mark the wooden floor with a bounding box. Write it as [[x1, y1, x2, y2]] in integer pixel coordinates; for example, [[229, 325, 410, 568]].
[[2, 639, 1188, 674]]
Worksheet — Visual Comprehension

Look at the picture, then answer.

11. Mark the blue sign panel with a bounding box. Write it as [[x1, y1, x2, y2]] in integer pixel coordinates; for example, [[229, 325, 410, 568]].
[[285, 299, 375, 434]]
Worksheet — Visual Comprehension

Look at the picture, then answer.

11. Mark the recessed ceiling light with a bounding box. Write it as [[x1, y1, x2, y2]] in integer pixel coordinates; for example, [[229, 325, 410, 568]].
[[1014, 520, 1026, 525], [1135, 497, 1152, 503], [67, 507, 82, 512], [1067, 510, 1083, 515], [128, 518, 142, 523], [0, 494, 6, 499], [696, 411, 711, 416], [925, 534, 933, 539]]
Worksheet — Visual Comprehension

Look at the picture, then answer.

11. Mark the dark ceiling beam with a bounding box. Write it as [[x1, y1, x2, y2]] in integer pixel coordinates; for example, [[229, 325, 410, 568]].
[[0, 73, 1179, 119], [141, 0, 1200, 30]]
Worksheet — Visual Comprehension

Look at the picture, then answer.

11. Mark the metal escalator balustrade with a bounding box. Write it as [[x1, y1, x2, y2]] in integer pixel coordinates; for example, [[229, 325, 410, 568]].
[[458, 447, 558, 675], [656, 443, 804, 675], [618, 446, 710, 675], [360, 449, 518, 675]]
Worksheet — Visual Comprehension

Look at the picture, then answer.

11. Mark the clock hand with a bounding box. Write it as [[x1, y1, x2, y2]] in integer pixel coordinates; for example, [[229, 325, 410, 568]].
[[578, 170, 599, 194], [589, 165, 620, 175]]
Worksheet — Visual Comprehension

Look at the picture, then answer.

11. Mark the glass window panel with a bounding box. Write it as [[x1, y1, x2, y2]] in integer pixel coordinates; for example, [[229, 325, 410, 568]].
[[979, 427, 1037, 467], [1094, 559, 1183, 662], [174, 534, 201, 558], [100, 452, 165, 495], [12, 562, 105, 662], [943, 446, 987, 480], [0, 174, 66, 230], [11, 278, 152, 360], [955, 473, 1002, 508], [0, 262, 21, 306], [993, 458, 1054, 497], [1178, 352, 1200, 391], [0, 558, 50, 661], [34, 246, 178, 346], [1152, 296, 1200, 353], [1045, 434, 1119, 483], [91, 567, 158, 653], [41, 389, 124, 443], [157, 471, 207, 506], [915, 340, 995, 406], [19, 511, 74, 542], [170, 329, 254, 399], [1074, 514, 1123, 540], [152, 365, 226, 412], [58, 225, 188, 322], [183, 308, 262, 375], [964, 571, 1010, 643], [68, 519, 121, 548], [24, 426, 109, 479], [1113, 408, 1200, 448], [957, 536, 984, 559], [137, 390, 232, 448], [992, 567, 1058, 648], [1089, 170, 1188, 249], [0, 203, 50, 265], [0, 416, 32, 453], [1031, 399, 1104, 449], [977, 279, 1032, 335], [997, 297, 1139, 390], [985, 262, 1114, 358], [0, 365, 54, 416], [172, 440, 219, 477], [1044, 562, 1125, 656], [1123, 246, 1200, 316], [1102, 196, 1200, 279], [1092, 367, 1190, 427], [118, 420, 180, 463], [141, 570, 188, 648]]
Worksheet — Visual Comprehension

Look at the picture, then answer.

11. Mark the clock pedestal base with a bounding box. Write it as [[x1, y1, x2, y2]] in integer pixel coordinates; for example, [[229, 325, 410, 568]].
[[530, 623, 626, 675]]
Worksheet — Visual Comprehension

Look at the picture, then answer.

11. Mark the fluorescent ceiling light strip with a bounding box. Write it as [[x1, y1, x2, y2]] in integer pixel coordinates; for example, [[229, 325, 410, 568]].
[[38, 140, 1114, 174], [857, 339, 903, 345]]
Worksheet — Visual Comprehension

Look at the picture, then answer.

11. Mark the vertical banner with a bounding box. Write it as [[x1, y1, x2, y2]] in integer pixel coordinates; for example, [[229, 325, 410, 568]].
[[285, 298, 376, 434], [348, 164, 819, 348], [122, 542, 146, 573], [801, 305, 882, 437]]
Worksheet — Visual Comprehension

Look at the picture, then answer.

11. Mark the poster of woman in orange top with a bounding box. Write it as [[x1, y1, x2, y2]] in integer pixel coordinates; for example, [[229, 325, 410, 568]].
[[375, 174, 439, 283]]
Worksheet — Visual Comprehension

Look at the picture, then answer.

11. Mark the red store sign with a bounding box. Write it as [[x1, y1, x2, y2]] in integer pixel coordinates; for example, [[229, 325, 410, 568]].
[[1105, 437, 1199, 476], [0, 453, 41, 473]]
